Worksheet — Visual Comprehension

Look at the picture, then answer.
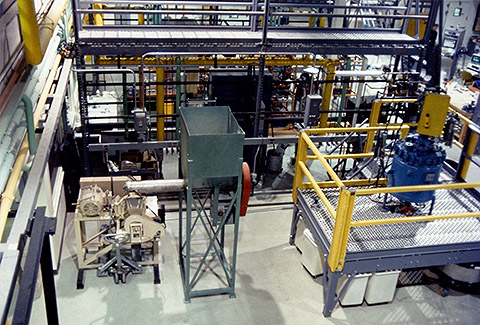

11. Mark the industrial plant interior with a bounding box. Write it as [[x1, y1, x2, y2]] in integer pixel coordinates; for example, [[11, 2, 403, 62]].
[[2, 0, 480, 324]]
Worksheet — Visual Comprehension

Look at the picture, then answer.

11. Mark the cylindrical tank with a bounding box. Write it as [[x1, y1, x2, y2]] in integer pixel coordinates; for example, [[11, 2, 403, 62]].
[[387, 133, 446, 203]]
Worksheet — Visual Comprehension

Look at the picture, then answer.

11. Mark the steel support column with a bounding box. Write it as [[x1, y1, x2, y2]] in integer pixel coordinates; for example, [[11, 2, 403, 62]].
[[12, 207, 58, 325]]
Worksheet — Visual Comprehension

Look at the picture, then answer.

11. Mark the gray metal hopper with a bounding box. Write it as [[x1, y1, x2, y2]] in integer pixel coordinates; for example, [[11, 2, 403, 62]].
[[179, 106, 245, 189]]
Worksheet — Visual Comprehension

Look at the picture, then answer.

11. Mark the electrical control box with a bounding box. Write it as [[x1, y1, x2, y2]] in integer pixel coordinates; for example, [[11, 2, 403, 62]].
[[417, 93, 450, 138], [303, 95, 323, 127]]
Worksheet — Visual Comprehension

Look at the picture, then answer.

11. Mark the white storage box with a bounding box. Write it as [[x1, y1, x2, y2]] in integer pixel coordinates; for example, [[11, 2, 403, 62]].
[[364, 270, 400, 304], [295, 218, 307, 253], [301, 229, 324, 276], [337, 273, 372, 306]]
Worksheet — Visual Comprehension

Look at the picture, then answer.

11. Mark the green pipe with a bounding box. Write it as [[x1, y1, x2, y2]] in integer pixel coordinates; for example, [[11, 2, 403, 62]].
[[21, 95, 37, 155]]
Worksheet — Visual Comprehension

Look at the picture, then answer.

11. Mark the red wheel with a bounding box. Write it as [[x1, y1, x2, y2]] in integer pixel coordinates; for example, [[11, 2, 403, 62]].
[[240, 163, 251, 216]]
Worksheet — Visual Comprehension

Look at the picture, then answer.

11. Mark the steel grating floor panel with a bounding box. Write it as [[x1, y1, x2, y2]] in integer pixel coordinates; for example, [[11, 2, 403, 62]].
[[78, 29, 418, 44], [299, 185, 480, 253]]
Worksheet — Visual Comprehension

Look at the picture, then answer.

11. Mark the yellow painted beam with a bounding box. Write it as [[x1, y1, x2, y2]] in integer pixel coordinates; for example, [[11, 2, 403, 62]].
[[356, 181, 480, 196], [306, 153, 374, 160], [319, 63, 336, 128], [292, 132, 308, 204], [460, 131, 480, 180], [305, 125, 409, 135], [352, 212, 480, 227], [303, 178, 388, 188], [328, 189, 355, 271], [93, 4, 104, 25]]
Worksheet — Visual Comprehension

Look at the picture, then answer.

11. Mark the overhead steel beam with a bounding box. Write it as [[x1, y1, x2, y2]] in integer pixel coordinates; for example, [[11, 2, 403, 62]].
[[88, 135, 363, 153]]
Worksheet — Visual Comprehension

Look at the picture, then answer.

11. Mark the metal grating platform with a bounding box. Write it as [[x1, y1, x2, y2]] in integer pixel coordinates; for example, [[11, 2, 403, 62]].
[[77, 29, 422, 55], [300, 186, 480, 253]]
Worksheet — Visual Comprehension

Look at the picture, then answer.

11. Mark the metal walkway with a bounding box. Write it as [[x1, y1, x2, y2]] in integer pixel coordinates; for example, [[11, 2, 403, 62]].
[[74, 0, 440, 56], [78, 29, 422, 55], [300, 187, 480, 254], [295, 185, 480, 317]]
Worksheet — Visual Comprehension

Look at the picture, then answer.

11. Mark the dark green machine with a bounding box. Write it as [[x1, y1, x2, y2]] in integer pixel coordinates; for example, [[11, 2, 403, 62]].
[[178, 106, 245, 301]]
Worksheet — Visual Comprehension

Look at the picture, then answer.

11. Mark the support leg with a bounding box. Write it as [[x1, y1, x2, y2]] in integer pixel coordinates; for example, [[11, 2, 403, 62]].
[[77, 269, 85, 290], [429, 197, 436, 215], [323, 270, 341, 317], [153, 265, 161, 284], [41, 229, 59, 325], [289, 205, 299, 245], [184, 187, 193, 303]]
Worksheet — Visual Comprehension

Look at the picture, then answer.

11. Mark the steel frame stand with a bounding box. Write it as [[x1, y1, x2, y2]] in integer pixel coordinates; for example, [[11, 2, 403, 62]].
[[13, 207, 58, 325], [97, 234, 143, 284], [289, 205, 299, 245], [290, 201, 358, 318], [179, 178, 242, 302]]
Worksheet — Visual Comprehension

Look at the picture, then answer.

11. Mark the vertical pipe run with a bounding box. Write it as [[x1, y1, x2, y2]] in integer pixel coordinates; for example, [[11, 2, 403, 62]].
[[18, 0, 43, 65], [352, 56, 368, 126], [337, 57, 351, 126], [253, 55, 266, 138], [319, 63, 336, 128], [437, 0, 444, 86], [93, 3, 104, 25], [175, 57, 181, 140], [250, 0, 258, 31], [156, 68, 165, 141], [139, 67, 144, 108], [122, 71, 129, 138]]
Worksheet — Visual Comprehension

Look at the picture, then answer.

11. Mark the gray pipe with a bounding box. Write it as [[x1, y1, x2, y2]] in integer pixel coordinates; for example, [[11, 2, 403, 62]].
[[125, 179, 185, 194]]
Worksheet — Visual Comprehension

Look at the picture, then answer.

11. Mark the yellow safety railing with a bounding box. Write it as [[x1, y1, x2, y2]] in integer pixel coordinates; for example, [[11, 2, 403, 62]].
[[292, 123, 480, 273], [364, 98, 418, 153]]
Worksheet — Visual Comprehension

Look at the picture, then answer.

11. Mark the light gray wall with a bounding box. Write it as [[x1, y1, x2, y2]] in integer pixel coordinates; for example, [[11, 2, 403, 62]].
[[444, 0, 480, 47]]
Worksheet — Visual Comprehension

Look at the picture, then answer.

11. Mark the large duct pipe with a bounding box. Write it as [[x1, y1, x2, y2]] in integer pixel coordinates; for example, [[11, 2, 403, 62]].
[[125, 179, 185, 194], [18, 0, 42, 65], [18, 0, 68, 65]]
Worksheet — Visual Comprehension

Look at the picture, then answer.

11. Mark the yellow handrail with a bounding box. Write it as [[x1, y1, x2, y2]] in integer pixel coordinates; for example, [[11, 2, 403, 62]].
[[292, 124, 480, 273], [306, 153, 374, 160], [298, 161, 336, 217], [351, 212, 480, 227], [301, 132, 345, 188], [356, 181, 480, 195]]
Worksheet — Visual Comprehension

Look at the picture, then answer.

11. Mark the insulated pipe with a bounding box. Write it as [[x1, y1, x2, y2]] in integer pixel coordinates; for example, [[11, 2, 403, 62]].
[[18, 0, 67, 65], [319, 63, 336, 128], [0, 137, 29, 241], [18, 0, 42, 65], [125, 179, 185, 194], [0, 52, 62, 240]]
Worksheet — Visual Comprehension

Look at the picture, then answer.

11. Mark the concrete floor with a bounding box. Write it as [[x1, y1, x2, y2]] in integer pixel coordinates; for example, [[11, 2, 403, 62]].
[[29, 189, 480, 325], [27, 57, 480, 324]]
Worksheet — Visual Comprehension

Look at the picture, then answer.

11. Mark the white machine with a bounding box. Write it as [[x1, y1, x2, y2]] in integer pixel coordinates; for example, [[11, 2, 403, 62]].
[[467, 54, 480, 77], [75, 185, 165, 285], [442, 26, 466, 57]]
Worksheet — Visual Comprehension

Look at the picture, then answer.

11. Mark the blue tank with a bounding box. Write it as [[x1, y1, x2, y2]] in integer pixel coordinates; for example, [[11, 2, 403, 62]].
[[387, 133, 446, 203]]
